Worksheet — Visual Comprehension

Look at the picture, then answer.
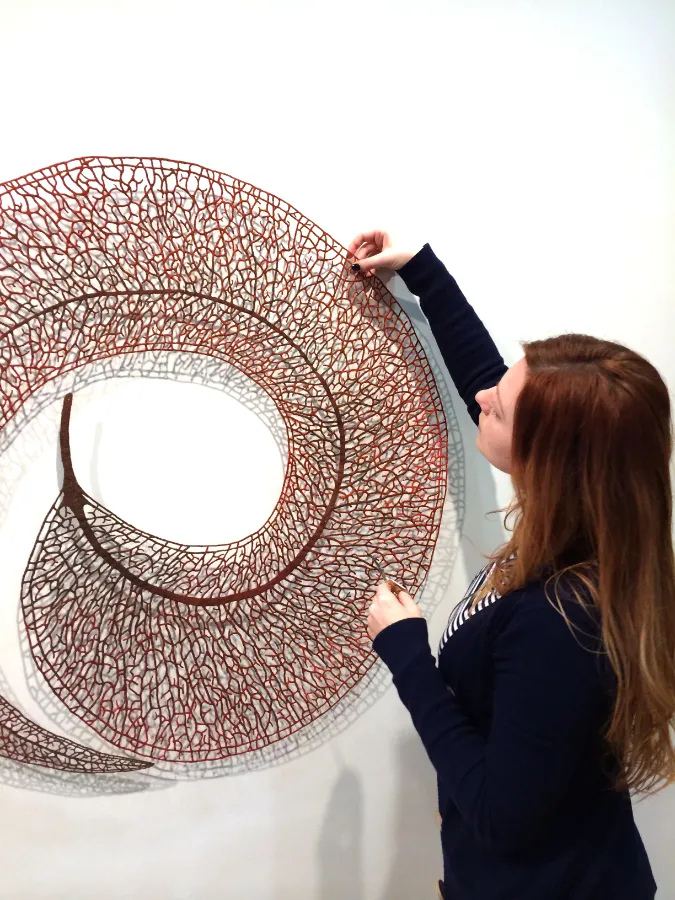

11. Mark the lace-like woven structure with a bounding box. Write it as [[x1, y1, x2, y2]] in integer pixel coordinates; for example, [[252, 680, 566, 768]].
[[0, 157, 448, 767]]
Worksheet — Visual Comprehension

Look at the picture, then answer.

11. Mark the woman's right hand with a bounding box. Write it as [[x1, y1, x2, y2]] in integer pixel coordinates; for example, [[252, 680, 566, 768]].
[[347, 231, 418, 274]]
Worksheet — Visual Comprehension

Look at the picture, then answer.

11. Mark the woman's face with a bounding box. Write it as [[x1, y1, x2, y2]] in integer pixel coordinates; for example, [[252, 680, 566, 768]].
[[475, 358, 528, 474]]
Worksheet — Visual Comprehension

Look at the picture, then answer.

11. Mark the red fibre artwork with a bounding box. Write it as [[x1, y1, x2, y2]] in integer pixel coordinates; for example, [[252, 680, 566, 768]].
[[0, 157, 448, 770]]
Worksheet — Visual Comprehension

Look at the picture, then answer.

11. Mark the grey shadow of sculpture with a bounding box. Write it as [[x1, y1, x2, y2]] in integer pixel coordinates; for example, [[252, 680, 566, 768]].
[[317, 766, 365, 900], [377, 736, 442, 900], [390, 273, 505, 592], [372, 275, 505, 899]]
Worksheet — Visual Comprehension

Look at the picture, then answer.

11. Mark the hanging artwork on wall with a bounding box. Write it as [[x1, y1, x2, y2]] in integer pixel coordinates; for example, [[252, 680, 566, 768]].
[[0, 157, 464, 788]]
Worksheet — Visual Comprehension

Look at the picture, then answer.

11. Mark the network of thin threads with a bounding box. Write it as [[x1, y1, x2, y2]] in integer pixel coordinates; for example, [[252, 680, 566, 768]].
[[5, 351, 461, 788], [7, 354, 456, 784], [0, 695, 149, 773], [0, 757, 157, 797], [1, 157, 448, 765]]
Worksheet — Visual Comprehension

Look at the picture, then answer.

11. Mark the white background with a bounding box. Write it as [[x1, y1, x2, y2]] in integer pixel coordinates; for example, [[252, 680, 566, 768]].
[[0, 0, 673, 897]]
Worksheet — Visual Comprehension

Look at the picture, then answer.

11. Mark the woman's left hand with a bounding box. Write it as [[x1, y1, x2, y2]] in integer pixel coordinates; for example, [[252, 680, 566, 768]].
[[367, 582, 423, 641]]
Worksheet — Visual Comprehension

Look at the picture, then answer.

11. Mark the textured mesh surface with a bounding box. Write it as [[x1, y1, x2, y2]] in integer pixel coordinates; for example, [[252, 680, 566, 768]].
[[0, 158, 448, 767]]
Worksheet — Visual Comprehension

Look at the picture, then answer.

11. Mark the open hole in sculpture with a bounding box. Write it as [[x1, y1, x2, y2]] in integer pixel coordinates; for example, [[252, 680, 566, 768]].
[[69, 376, 288, 546]]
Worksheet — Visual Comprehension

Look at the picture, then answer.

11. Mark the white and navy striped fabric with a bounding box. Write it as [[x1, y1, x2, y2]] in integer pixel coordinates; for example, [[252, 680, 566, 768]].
[[438, 562, 501, 653]]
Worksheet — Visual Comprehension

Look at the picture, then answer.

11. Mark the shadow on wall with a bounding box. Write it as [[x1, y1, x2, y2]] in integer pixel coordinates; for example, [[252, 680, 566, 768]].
[[367, 276, 509, 898], [314, 413, 507, 900], [315, 740, 443, 900], [373, 431, 506, 900], [377, 736, 443, 900], [369, 455, 503, 900], [317, 766, 364, 900], [456, 404, 509, 571], [392, 275, 508, 574], [399, 266, 513, 534], [308, 324, 508, 900]]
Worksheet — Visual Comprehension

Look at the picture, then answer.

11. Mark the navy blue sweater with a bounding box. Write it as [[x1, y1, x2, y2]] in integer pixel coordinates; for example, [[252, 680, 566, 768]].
[[373, 245, 656, 900]]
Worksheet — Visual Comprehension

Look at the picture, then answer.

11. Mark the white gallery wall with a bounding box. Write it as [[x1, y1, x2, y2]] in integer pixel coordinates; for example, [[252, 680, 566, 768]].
[[0, 0, 673, 897]]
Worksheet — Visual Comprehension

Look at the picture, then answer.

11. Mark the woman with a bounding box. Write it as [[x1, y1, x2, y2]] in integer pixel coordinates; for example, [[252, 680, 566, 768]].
[[351, 232, 675, 899]]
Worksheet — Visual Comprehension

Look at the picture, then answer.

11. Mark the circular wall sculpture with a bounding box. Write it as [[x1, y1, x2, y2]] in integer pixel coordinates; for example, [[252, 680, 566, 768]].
[[0, 157, 458, 778]]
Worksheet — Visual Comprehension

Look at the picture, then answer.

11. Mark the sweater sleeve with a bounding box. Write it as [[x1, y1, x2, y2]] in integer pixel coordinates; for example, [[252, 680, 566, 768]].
[[372, 595, 604, 851], [397, 245, 508, 425]]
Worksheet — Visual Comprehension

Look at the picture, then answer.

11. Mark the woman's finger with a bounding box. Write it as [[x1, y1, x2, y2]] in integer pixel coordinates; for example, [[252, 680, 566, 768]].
[[355, 242, 378, 261], [347, 231, 387, 257], [375, 584, 396, 604], [398, 591, 422, 617], [347, 233, 376, 256], [357, 249, 396, 272]]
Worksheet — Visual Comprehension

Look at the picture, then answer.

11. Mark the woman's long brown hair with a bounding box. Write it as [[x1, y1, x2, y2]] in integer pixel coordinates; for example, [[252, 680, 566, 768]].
[[481, 333, 675, 794]]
